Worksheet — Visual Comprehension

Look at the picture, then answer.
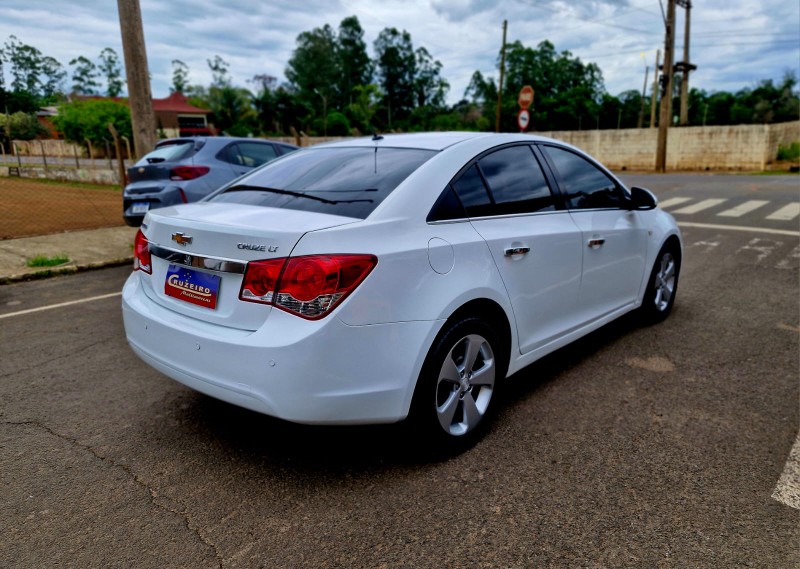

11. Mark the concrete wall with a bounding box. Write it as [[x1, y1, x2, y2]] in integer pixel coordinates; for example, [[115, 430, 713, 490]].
[[538, 121, 800, 171]]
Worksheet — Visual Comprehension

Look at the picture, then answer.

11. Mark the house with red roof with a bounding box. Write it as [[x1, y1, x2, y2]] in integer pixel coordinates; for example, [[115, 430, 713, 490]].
[[152, 92, 213, 136]]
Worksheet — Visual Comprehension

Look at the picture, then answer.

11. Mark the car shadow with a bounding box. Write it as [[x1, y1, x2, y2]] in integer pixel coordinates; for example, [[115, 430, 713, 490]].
[[173, 310, 648, 472]]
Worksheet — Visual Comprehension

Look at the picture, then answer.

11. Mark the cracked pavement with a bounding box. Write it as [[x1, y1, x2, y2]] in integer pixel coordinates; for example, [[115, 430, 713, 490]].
[[1, 176, 798, 568]]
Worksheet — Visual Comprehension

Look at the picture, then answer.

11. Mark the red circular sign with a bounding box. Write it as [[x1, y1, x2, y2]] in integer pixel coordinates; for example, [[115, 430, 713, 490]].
[[518, 85, 534, 109], [517, 109, 530, 131]]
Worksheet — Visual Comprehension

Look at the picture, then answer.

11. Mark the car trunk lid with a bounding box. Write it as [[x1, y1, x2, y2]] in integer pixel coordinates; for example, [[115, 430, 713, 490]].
[[140, 203, 358, 330]]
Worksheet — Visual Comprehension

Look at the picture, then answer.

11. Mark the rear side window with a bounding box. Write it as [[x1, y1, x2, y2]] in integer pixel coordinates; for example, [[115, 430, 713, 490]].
[[237, 142, 278, 167], [211, 147, 436, 219], [478, 145, 555, 215], [451, 164, 493, 218], [136, 141, 195, 165]]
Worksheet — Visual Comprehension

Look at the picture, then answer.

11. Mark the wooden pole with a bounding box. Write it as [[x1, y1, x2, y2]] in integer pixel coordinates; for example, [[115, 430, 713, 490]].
[[650, 50, 660, 129], [117, 0, 157, 158], [495, 20, 507, 133], [656, 1, 676, 172]]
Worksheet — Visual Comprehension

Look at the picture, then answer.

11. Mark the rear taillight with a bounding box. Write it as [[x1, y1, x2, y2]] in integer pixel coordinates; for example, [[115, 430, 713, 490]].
[[239, 254, 377, 320], [169, 165, 209, 181], [133, 229, 152, 274]]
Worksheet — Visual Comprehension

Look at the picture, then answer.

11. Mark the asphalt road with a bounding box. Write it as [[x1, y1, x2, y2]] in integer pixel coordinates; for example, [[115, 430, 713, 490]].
[[1, 174, 798, 568]]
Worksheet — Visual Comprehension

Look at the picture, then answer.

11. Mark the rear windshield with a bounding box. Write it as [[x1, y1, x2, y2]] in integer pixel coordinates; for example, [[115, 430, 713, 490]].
[[136, 141, 196, 165], [210, 146, 437, 219]]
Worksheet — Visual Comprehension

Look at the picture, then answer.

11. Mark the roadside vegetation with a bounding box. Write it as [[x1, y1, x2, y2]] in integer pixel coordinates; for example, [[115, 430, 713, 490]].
[[26, 254, 69, 267], [1, 23, 798, 143]]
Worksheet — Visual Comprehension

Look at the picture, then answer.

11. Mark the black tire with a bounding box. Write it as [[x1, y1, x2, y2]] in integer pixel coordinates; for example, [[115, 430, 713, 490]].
[[639, 242, 681, 323], [408, 317, 506, 454]]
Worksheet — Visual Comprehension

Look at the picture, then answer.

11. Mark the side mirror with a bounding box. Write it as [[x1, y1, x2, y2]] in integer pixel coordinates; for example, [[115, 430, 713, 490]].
[[628, 186, 658, 211]]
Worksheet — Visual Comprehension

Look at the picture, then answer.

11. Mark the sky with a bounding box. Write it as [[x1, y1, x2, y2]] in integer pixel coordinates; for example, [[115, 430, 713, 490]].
[[1, 0, 798, 105]]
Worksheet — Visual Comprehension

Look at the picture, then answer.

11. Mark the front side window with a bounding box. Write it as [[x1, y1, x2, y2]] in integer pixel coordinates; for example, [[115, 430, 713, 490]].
[[542, 145, 622, 210]]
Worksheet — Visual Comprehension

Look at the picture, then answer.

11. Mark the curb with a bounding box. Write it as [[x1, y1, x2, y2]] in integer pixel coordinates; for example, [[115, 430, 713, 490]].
[[0, 257, 133, 286]]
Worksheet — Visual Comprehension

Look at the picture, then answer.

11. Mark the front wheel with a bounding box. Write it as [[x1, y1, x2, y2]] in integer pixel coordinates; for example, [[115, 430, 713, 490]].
[[408, 317, 505, 452], [640, 243, 680, 323]]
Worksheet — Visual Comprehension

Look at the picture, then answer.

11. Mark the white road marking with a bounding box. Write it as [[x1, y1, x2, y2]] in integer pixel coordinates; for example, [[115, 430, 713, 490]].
[[658, 197, 693, 209], [772, 433, 800, 510], [736, 238, 782, 263], [777, 245, 800, 270], [672, 198, 727, 214], [677, 222, 800, 237], [0, 292, 121, 320], [717, 200, 770, 218], [766, 203, 800, 221], [686, 237, 721, 253]]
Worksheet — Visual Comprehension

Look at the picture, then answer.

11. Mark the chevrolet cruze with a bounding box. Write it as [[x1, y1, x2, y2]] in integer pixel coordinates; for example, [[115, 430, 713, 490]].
[[122, 132, 682, 449]]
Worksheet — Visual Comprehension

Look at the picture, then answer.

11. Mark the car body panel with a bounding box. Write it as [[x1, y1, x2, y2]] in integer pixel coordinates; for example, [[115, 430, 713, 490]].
[[122, 132, 682, 425]]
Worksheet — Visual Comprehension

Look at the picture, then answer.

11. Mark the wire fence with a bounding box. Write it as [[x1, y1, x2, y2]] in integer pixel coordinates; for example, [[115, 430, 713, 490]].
[[1, 175, 125, 240]]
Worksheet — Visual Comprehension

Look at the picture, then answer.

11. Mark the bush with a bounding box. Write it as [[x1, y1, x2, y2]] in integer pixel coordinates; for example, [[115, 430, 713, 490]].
[[777, 142, 800, 161], [0, 112, 48, 140], [52, 100, 132, 146]]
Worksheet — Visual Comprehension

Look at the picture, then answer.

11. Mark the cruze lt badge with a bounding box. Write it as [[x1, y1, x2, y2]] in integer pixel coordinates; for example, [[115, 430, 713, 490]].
[[171, 232, 193, 246], [238, 243, 278, 252]]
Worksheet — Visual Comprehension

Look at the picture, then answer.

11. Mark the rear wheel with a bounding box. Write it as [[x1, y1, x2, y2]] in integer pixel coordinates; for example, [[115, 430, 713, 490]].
[[640, 243, 680, 322], [409, 317, 505, 452]]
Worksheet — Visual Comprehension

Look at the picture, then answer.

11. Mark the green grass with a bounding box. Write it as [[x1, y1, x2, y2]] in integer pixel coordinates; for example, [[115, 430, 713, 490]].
[[777, 141, 800, 162], [26, 254, 70, 268], [0, 174, 119, 191]]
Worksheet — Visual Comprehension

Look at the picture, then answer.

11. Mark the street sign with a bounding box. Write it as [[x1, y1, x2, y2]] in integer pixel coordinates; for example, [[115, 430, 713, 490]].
[[517, 109, 530, 131], [518, 85, 534, 109]]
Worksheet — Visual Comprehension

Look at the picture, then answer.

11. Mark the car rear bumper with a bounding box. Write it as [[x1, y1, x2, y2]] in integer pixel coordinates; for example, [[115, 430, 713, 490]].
[[121, 272, 440, 425]]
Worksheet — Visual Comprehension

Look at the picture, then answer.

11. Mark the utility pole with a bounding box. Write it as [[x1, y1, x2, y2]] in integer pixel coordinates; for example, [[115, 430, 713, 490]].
[[638, 62, 649, 128], [656, 0, 676, 172], [117, 0, 156, 159], [649, 49, 660, 129], [676, 0, 696, 126], [495, 20, 507, 133]]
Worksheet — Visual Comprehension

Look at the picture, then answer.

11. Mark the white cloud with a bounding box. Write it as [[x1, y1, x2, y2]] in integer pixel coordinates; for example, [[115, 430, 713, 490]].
[[0, 0, 797, 104]]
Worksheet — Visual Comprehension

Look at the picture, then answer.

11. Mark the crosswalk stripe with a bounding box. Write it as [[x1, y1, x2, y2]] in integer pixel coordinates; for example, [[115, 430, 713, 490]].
[[718, 200, 770, 218], [766, 203, 800, 221], [671, 198, 727, 215], [658, 197, 692, 209]]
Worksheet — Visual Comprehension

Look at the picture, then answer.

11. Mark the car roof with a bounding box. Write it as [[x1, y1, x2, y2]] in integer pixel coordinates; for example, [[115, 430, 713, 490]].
[[156, 136, 297, 149], [311, 131, 574, 152]]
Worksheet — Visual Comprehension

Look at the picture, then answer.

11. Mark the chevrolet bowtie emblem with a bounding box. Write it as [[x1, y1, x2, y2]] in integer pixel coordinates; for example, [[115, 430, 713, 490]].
[[171, 232, 193, 246]]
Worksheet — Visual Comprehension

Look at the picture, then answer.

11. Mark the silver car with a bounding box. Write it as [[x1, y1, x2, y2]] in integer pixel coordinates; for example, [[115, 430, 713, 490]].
[[123, 136, 298, 226]]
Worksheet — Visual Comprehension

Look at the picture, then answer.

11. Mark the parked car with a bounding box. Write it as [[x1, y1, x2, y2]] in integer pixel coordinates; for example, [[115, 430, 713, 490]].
[[122, 136, 298, 227], [122, 132, 682, 451]]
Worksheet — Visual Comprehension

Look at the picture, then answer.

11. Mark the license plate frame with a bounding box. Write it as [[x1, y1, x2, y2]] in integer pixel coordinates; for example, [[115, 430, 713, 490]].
[[164, 264, 221, 309], [131, 202, 150, 214]]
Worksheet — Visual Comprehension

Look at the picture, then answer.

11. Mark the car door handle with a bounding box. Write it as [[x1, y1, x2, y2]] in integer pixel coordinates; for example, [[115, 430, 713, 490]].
[[504, 246, 530, 256], [587, 238, 605, 249]]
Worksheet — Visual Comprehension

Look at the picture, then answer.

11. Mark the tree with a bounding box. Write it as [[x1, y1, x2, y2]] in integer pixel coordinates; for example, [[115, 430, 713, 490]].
[[171, 59, 189, 94], [413, 47, 448, 108], [0, 111, 47, 141], [98, 47, 124, 97], [336, 16, 372, 107], [207, 55, 231, 88], [285, 24, 340, 110], [52, 99, 131, 145], [3, 35, 44, 94], [348, 83, 381, 133], [250, 73, 277, 134], [69, 55, 100, 95], [39, 56, 66, 100], [374, 28, 416, 128]]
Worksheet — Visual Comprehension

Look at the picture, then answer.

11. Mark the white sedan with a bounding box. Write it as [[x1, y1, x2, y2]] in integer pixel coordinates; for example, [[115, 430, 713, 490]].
[[122, 132, 682, 449]]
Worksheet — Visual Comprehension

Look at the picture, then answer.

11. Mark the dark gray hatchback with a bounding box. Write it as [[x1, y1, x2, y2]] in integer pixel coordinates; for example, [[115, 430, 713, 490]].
[[122, 136, 298, 226]]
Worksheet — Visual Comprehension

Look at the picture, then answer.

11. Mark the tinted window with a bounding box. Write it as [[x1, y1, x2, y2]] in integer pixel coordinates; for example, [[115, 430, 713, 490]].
[[427, 186, 467, 222], [238, 142, 278, 167], [136, 141, 194, 165], [542, 146, 621, 210], [211, 147, 436, 219], [478, 145, 555, 215], [451, 164, 494, 218]]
